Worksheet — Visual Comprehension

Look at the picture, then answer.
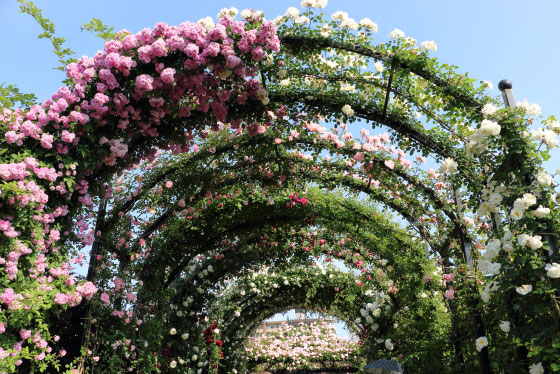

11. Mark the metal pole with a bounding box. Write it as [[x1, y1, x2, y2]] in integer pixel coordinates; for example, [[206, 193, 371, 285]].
[[498, 79, 559, 263]]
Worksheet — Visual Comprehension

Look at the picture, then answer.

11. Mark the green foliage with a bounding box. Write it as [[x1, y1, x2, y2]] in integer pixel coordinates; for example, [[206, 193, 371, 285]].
[[0, 83, 37, 109], [80, 18, 116, 41], [17, 0, 76, 74]]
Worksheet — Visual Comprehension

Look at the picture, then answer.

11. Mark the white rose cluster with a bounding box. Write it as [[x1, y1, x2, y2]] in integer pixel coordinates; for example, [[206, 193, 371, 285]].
[[517, 99, 542, 117], [510, 193, 537, 221], [284, 7, 300, 19], [331, 11, 349, 22], [476, 184, 505, 217], [217, 7, 238, 19], [517, 233, 543, 250], [359, 18, 378, 32], [301, 0, 328, 8], [360, 293, 390, 326], [388, 28, 405, 39], [531, 128, 558, 149], [340, 18, 358, 30], [197, 17, 215, 31], [480, 281, 499, 303], [440, 158, 458, 173], [471, 119, 501, 142], [478, 239, 502, 276], [342, 104, 355, 117], [545, 263, 560, 278], [480, 103, 498, 118], [420, 40, 437, 52]]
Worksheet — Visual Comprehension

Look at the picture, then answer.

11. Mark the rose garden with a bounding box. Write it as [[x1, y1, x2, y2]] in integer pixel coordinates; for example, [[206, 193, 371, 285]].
[[1, 1, 559, 373]]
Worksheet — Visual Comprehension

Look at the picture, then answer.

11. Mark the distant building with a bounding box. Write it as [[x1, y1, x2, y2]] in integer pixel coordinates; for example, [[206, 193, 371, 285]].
[[251, 312, 335, 338]]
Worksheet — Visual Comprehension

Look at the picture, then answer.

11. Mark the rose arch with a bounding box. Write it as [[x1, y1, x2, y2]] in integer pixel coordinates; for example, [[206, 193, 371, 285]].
[[1, 2, 559, 374]]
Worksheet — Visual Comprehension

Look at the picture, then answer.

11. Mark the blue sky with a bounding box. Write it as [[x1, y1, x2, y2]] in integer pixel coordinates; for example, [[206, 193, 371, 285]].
[[1, 0, 559, 338]]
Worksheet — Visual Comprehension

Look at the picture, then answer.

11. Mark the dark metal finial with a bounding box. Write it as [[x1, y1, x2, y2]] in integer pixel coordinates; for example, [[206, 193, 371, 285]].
[[498, 79, 512, 92]]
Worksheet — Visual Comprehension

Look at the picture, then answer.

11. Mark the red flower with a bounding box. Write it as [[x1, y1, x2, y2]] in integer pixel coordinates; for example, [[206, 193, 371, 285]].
[[216, 340, 223, 347]]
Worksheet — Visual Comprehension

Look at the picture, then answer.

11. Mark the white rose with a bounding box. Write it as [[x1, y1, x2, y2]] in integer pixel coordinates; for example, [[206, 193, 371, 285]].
[[475, 336, 488, 352], [340, 18, 358, 30], [479, 119, 501, 137], [481, 103, 498, 117], [522, 193, 537, 207], [388, 28, 405, 39], [342, 104, 355, 117], [483, 80, 494, 90], [510, 208, 524, 220], [499, 321, 510, 332], [385, 339, 394, 351], [332, 11, 349, 22], [420, 40, 437, 51], [529, 362, 544, 374], [517, 234, 530, 246], [359, 18, 378, 32], [181, 333, 189, 340], [516, 284, 532, 295], [533, 205, 550, 218], [284, 7, 299, 19], [440, 158, 458, 173], [294, 15, 310, 25], [197, 17, 215, 31], [527, 235, 543, 250], [536, 171, 552, 186], [169, 328, 177, 335], [545, 263, 560, 278]]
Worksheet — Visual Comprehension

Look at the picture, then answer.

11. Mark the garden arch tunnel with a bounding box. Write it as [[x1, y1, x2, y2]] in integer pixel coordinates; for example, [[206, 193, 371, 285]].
[[1, 4, 559, 374]]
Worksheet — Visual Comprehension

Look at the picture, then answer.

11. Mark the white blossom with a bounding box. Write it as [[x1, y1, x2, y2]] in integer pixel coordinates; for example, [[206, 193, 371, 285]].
[[517, 99, 542, 117], [197, 17, 215, 31], [340, 18, 358, 30], [533, 205, 550, 218], [169, 360, 177, 368], [359, 18, 378, 32], [374, 62, 384, 73], [388, 28, 405, 39], [475, 336, 488, 352], [479, 119, 501, 137], [545, 263, 560, 278], [531, 128, 558, 149], [284, 7, 300, 19], [294, 15, 310, 25], [499, 321, 510, 333], [536, 171, 553, 186], [217, 7, 238, 19], [510, 208, 524, 220], [483, 80, 494, 90], [385, 339, 394, 350], [420, 40, 437, 51], [332, 11, 349, 22], [516, 284, 532, 295], [342, 104, 355, 117], [440, 158, 458, 173], [169, 328, 177, 335], [547, 120, 560, 130], [529, 362, 544, 374], [320, 24, 332, 37], [481, 103, 498, 117]]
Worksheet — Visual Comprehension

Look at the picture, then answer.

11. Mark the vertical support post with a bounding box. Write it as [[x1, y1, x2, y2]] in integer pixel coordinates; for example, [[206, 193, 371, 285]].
[[498, 79, 559, 263]]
